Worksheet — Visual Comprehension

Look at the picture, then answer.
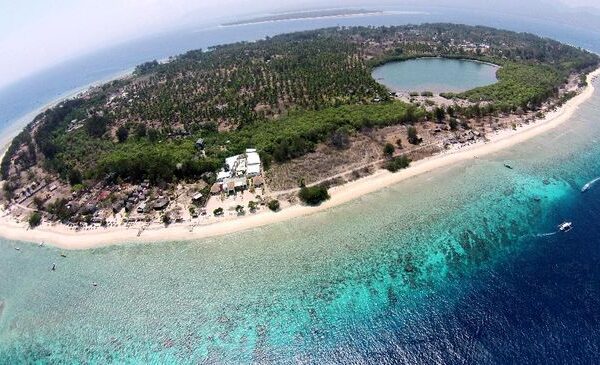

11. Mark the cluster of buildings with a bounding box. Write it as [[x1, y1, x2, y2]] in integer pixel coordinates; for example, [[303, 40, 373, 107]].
[[13, 181, 45, 204], [212, 148, 264, 195], [455, 41, 491, 54]]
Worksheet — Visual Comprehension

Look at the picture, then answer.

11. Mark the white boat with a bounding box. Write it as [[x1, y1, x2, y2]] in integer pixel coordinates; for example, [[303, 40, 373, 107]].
[[558, 221, 573, 232], [581, 177, 600, 193]]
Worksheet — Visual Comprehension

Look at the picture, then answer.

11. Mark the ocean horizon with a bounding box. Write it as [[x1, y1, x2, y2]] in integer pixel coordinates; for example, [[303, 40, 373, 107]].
[[2, 7, 600, 364]]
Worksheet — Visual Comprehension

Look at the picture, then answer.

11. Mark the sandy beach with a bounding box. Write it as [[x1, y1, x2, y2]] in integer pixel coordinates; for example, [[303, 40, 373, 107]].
[[1, 67, 599, 250], [219, 10, 425, 28]]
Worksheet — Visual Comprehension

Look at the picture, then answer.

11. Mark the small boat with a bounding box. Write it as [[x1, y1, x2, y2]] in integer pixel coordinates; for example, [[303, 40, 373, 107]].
[[504, 163, 513, 169], [558, 221, 573, 232], [15, 247, 20, 251], [581, 177, 600, 192], [60, 253, 67, 258], [92, 282, 98, 287], [51, 263, 56, 271]]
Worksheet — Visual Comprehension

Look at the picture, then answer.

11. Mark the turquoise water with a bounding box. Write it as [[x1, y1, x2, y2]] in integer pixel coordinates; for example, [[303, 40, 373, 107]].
[[2, 8, 600, 363], [372, 58, 499, 93], [1, 80, 599, 362]]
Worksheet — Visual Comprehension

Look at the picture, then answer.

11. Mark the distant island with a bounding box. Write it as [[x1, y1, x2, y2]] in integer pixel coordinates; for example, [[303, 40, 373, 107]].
[[221, 9, 383, 26], [1, 23, 598, 246]]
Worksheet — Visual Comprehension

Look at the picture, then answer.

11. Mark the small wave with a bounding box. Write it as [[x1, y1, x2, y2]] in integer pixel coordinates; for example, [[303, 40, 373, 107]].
[[581, 177, 600, 192]]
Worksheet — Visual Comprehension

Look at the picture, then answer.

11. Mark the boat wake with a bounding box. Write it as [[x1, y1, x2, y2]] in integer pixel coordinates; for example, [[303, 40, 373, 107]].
[[535, 231, 558, 237], [581, 177, 600, 192], [519, 231, 558, 240]]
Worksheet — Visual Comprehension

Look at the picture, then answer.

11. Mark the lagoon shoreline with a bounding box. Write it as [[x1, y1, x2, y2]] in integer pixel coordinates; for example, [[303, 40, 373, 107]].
[[1, 67, 598, 250]]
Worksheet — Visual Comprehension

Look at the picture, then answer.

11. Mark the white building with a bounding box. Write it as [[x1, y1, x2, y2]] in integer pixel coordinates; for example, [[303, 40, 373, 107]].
[[216, 148, 262, 183]]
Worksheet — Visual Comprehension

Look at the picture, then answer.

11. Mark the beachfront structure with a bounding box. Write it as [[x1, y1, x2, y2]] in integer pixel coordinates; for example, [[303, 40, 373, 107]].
[[214, 148, 263, 195], [216, 149, 262, 182], [210, 183, 222, 195], [252, 175, 265, 188]]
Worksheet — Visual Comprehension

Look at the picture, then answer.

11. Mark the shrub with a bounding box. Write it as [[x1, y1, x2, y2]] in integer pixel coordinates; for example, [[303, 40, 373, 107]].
[[134, 123, 147, 139], [298, 185, 330, 206], [68, 168, 83, 186], [420, 91, 433, 97], [33, 196, 45, 210], [383, 143, 395, 157], [407, 126, 420, 145], [116, 126, 129, 143], [268, 200, 280, 212], [448, 118, 458, 131], [248, 200, 258, 212], [434, 107, 445, 122], [235, 205, 245, 215], [29, 212, 42, 228], [213, 207, 224, 216], [385, 155, 411, 172]]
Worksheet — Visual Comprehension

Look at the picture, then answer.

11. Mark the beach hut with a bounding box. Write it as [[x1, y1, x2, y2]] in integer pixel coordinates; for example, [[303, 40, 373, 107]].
[[153, 198, 169, 211], [252, 176, 265, 188], [226, 181, 236, 195], [210, 183, 222, 195]]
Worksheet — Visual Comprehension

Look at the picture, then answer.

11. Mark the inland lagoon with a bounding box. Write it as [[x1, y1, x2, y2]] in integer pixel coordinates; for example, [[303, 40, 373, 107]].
[[1, 78, 600, 363], [372, 57, 499, 93]]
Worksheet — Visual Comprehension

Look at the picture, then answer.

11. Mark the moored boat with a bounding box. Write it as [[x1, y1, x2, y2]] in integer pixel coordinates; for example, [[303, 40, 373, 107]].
[[558, 221, 573, 232]]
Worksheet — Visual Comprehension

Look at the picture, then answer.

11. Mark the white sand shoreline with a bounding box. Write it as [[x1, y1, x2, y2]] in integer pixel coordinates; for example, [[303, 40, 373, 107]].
[[0, 67, 135, 161], [218, 10, 407, 28], [1, 67, 599, 250]]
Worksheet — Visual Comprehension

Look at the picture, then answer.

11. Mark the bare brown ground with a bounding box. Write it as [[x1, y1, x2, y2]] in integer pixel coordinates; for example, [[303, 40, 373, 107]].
[[265, 134, 384, 190]]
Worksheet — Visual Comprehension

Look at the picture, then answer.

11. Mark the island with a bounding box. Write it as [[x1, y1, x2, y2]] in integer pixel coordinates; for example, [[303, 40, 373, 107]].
[[221, 9, 384, 26], [1, 23, 598, 247]]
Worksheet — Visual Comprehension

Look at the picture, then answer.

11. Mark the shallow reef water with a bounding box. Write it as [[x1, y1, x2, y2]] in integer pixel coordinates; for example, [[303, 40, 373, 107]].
[[2, 90, 600, 363]]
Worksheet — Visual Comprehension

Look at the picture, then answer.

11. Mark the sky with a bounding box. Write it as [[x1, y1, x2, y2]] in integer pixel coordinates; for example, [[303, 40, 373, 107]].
[[0, 0, 598, 89]]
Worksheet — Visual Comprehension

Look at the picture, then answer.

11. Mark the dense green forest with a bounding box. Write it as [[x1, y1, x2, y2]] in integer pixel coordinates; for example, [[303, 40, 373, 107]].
[[2, 24, 598, 186]]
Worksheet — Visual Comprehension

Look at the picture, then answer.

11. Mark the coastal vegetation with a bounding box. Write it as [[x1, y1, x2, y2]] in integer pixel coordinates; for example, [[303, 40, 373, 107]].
[[28, 212, 42, 228], [385, 156, 411, 172], [1, 23, 598, 222], [268, 200, 281, 212], [383, 143, 395, 157], [299, 185, 330, 206]]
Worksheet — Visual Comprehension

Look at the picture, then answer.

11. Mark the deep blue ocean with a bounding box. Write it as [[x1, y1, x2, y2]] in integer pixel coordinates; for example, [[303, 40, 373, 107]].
[[1, 5, 600, 364]]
